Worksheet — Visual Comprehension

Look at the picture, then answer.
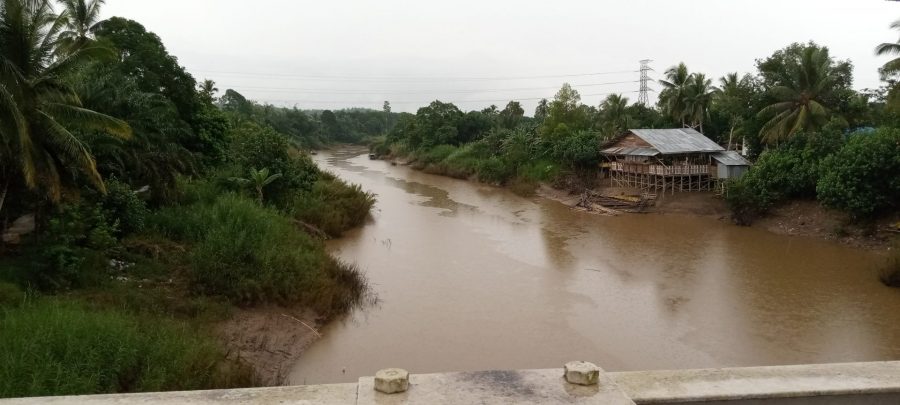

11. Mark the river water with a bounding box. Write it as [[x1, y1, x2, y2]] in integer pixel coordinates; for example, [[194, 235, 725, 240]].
[[288, 148, 899, 385]]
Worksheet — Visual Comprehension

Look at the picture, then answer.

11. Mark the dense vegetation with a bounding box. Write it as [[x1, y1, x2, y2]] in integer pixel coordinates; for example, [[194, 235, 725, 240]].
[[373, 42, 900, 220], [0, 0, 375, 398]]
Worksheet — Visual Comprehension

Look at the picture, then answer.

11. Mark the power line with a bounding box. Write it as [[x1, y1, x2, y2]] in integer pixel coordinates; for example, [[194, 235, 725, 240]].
[[192, 69, 639, 82], [219, 80, 640, 95], [258, 90, 642, 106]]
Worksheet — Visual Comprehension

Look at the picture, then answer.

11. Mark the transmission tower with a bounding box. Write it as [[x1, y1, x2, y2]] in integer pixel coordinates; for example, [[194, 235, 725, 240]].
[[638, 59, 653, 105]]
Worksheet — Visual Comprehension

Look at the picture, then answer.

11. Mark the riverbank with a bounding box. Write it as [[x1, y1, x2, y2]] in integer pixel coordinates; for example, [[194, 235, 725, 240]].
[[538, 183, 896, 250], [291, 148, 900, 385], [219, 306, 323, 386], [380, 153, 895, 251]]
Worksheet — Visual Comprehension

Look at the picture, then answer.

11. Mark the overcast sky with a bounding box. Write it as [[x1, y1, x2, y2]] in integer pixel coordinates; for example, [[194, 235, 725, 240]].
[[101, 0, 899, 113]]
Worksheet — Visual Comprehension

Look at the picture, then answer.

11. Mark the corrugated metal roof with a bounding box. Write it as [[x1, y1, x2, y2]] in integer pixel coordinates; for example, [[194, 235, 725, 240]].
[[629, 128, 725, 154], [711, 151, 752, 166], [601, 147, 659, 156]]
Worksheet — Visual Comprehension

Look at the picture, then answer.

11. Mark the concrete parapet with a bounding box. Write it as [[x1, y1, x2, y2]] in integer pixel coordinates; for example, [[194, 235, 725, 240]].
[[2, 361, 899, 404]]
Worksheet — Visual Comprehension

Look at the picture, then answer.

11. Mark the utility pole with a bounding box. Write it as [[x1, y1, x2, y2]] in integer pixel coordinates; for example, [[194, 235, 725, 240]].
[[638, 59, 653, 106]]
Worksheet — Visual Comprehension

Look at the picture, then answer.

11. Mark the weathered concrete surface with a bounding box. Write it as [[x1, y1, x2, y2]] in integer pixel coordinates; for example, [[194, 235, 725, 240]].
[[610, 361, 900, 404], [565, 361, 601, 386], [2, 362, 899, 404], [0, 384, 359, 405], [374, 368, 409, 394], [357, 368, 635, 404]]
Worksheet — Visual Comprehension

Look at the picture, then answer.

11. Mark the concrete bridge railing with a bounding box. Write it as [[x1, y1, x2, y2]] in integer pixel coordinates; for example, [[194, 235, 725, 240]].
[[2, 361, 899, 404]]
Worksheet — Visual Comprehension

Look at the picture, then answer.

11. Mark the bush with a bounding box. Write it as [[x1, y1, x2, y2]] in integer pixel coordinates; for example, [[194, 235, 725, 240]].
[[29, 203, 119, 290], [100, 179, 149, 236], [292, 175, 376, 237], [0, 300, 251, 398], [725, 131, 844, 224], [0, 282, 24, 308], [817, 129, 900, 219], [549, 130, 601, 168], [476, 156, 515, 184], [150, 194, 369, 313], [227, 122, 319, 203]]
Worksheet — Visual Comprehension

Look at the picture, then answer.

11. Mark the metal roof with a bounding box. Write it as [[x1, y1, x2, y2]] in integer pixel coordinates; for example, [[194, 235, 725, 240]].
[[629, 128, 725, 155], [711, 151, 752, 166], [601, 146, 659, 156]]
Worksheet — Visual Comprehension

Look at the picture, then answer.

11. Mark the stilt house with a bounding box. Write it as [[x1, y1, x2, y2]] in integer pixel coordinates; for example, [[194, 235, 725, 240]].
[[601, 128, 751, 194]]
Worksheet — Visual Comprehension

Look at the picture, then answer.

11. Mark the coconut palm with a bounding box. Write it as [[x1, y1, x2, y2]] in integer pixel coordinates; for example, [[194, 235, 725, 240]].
[[230, 167, 282, 204], [716, 73, 748, 150], [58, 0, 105, 50], [198, 79, 218, 104], [757, 47, 834, 143], [658, 63, 691, 126], [598, 94, 631, 136], [876, 19, 900, 76], [0, 0, 131, 205], [682, 73, 716, 133]]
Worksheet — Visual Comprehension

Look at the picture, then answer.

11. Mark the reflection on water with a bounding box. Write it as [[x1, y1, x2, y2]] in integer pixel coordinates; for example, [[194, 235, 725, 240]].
[[288, 148, 899, 385]]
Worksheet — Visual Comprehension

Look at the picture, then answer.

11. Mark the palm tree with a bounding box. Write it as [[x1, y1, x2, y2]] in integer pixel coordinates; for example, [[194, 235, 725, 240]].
[[198, 79, 218, 104], [757, 47, 834, 143], [58, 0, 105, 50], [716, 73, 750, 150], [876, 19, 900, 76], [658, 63, 691, 127], [0, 0, 131, 206], [230, 168, 282, 204], [598, 94, 631, 136], [682, 73, 716, 133]]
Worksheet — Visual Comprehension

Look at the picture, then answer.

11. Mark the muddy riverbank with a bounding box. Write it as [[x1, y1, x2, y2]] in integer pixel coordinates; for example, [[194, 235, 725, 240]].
[[286, 149, 899, 386]]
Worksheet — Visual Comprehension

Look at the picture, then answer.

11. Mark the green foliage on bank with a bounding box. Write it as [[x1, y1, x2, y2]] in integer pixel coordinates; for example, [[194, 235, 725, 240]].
[[726, 128, 900, 224], [0, 300, 252, 398], [0, 0, 377, 398]]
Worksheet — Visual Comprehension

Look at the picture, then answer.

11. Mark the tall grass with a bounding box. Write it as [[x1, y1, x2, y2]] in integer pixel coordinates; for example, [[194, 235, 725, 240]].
[[292, 174, 376, 237], [0, 300, 252, 398], [150, 194, 370, 315]]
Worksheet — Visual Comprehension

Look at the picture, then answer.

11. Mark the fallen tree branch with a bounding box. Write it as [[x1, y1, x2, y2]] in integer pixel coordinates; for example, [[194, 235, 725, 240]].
[[292, 220, 329, 240], [281, 314, 322, 338]]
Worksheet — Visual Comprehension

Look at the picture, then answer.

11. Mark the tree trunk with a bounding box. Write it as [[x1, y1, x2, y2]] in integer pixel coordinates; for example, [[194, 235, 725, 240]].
[[256, 187, 264, 205], [0, 178, 7, 219], [727, 124, 735, 151]]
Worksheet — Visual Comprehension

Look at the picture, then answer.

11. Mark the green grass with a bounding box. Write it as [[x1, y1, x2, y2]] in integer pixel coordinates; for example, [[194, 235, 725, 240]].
[[0, 299, 253, 399], [292, 174, 376, 237], [150, 193, 370, 315]]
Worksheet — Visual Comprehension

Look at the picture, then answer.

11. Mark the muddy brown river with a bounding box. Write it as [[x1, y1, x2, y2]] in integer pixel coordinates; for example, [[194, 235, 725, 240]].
[[288, 148, 899, 385]]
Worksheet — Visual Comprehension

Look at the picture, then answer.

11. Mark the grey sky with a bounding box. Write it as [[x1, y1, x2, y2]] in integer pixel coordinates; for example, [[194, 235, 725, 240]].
[[102, 0, 899, 113]]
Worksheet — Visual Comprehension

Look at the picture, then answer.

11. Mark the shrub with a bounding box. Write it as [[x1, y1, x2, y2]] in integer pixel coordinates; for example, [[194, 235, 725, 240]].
[[292, 175, 376, 237], [150, 194, 369, 313], [817, 129, 900, 219], [0, 282, 24, 308], [476, 156, 515, 184], [549, 130, 601, 168], [100, 179, 149, 236], [0, 300, 251, 398], [725, 131, 844, 224], [29, 203, 119, 290], [419, 144, 458, 165], [227, 122, 319, 203]]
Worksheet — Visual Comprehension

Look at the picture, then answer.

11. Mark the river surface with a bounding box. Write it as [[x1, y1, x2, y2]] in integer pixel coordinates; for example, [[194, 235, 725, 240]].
[[288, 148, 899, 385]]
